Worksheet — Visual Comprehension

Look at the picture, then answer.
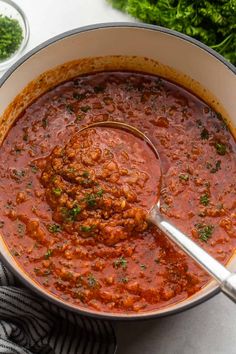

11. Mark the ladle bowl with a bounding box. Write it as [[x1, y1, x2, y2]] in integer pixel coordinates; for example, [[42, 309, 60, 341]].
[[79, 121, 236, 304]]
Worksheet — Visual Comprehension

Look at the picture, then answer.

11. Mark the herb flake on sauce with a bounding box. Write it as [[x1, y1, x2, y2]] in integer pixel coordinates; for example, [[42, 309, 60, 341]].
[[48, 224, 61, 233], [215, 142, 227, 155], [113, 256, 128, 270], [200, 194, 210, 206], [195, 224, 214, 242]]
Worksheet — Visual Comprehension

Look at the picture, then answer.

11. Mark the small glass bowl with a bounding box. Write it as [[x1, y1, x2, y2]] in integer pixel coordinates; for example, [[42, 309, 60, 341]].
[[0, 0, 30, 71]]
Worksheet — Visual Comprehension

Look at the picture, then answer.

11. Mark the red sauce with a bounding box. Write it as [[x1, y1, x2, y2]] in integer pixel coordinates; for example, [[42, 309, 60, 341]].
[[40, 126, 161, 245], [0, 71, 235, 313]]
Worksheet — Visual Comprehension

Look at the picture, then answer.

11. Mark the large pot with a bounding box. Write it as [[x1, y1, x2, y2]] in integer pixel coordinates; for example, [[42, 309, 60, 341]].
[[0, 23, 235, 320]]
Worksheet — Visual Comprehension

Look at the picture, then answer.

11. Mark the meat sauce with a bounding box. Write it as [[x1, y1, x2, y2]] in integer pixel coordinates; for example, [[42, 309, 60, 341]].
[[0, 71, 235, 313], [40, 126, 161, 245]]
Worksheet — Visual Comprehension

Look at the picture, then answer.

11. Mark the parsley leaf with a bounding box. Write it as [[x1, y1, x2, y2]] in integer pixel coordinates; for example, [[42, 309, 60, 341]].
[[207, 160, 221, 173], [113, 256, 127, 270], [80, 105, 91, 113], [80, 225, 93, 232], [195, 224, 214, 242], [215, 142, 227, 155], [87, 273, 98, 288], [69, 206, 81, 220], [200, 194, 210, 206], [53, 188, 62, 196], [45, 249, 53, 259], [201, 128, 209, 140], [179, 173, 189, 181], [42, 118, 48, 128], [66, 104, 74, 114], [48, 224, 61, 233]]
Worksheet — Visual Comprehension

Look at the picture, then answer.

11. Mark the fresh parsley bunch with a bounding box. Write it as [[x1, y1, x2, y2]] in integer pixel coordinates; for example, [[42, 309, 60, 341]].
[[108, 0, 236, 66]]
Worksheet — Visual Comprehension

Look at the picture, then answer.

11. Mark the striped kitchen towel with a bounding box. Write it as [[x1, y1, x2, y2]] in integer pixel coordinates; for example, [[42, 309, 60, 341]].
[[0, 262, 116, 354]]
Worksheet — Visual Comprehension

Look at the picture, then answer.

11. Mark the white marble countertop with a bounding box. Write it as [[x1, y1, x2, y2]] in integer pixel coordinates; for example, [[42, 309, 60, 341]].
[[2, 1, 236, 353]]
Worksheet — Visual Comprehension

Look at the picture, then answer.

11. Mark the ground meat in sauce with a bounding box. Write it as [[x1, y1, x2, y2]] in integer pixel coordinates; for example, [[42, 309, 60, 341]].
[[40, 127, 161, 245], [0, 71, 235, 313]]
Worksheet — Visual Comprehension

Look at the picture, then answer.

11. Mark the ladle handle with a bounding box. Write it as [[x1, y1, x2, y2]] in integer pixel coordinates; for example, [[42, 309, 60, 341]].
[[149, 206, 236, 303]]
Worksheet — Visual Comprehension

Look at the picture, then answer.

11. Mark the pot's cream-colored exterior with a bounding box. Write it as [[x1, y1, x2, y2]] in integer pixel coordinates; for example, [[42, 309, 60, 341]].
[[0, 24, 235, 319]]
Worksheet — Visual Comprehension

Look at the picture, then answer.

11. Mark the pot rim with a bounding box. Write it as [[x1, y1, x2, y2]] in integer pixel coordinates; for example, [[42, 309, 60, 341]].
[[0, 22, 235, 88], [0, 22, 235, 321]]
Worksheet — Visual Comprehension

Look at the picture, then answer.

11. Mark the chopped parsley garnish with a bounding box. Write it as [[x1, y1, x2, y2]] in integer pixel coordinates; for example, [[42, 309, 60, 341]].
[[0, 15, 23, 60], [113, 256, 127, 270], [82, 171, 89, 178], [42, 118, 48, 128], [87, 274, 97, 288], [80, 225, 93, 232], [120, 277, 129, 283], [200, 194, 210, 206], [195, 224, 214, 242], [66, 104, 74, 114], [27, 181, 33, 188], [179, 173, 189, 181], [213, 160, 221, 172], [73, 92, 86, 100], [45, 249, 53, 259], [51, 176, 57, 183], [48, 224, 61, 233], [84, 194, 96, 207], [15, 147, 22, 154], [80, 105, 91, 113], [216, 112, 228, 130], [140, 264, 147, 270], [30, 165, 38, 174], [215, 142, 227, 155], [201, 128, 209, 140], [96, 189, 104, 197], [53, 188, 62, 196], [69, 205, 81, 220], [23, 133, 28, 141], [61, 205, 81, 222], [76, 171, 91, 186], [207, 160, 221, 173]]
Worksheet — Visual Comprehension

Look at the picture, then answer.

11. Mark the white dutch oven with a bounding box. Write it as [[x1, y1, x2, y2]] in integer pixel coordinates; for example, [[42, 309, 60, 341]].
[[0, 23, 235, 320]]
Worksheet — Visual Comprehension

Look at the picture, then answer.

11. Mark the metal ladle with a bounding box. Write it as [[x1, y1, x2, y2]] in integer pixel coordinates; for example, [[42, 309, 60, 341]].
[[80, 121, 236, 303]]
